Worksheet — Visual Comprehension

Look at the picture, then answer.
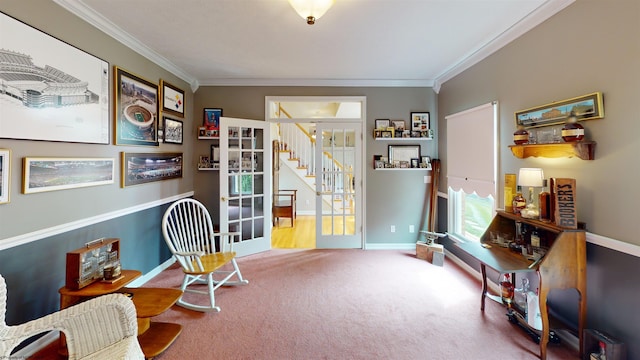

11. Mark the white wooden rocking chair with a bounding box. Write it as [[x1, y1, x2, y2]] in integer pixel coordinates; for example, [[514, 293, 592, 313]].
[[161, 198, 248, 312]]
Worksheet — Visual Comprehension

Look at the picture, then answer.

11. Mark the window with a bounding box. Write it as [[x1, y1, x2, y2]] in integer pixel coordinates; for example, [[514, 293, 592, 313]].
[[446, 102, 498, 242]]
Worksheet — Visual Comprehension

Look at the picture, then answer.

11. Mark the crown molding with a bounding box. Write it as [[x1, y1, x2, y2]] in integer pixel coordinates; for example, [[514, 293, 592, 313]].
[[197, 78, 435, 88], [53, 0, 199, 92], [433, 0, 575, 93]]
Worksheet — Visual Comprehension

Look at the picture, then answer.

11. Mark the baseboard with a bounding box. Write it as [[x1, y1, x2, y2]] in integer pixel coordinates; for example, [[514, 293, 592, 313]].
[[127, 257, 177, 287]]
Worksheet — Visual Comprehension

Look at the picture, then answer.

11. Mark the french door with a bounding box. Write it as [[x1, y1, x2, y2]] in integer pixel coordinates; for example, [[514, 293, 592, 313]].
[[314, 122, 362, 248], [219, 117, 271, 257]]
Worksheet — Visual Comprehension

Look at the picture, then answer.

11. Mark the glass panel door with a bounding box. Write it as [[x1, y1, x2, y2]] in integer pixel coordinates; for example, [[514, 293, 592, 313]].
[[220, 117, 271, 257], [314, 123, 362, 248]]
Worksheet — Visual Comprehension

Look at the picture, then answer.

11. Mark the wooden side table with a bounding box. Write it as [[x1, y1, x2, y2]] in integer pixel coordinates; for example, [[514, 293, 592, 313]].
[[121, 287, 183, 358], [58, 270, 183, 359]]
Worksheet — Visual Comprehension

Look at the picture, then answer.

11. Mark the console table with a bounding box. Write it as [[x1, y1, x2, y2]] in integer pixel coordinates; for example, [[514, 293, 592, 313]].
[[455, 210, 586, 360], [58, 269, 182, 359]]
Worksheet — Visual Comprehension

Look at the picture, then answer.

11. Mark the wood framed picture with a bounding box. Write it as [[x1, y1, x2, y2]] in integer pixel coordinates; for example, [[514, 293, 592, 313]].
[[0, 12, 110, 144], [163, 116, 183, 144], [411, 112, 430, 131], [515, 92, 604, 129], [120, 152, 183, 187], [114, 66, 159, 146], [0, 149, 10, 204], [160, 79, 185, 118], [22, 157, 114, 194]]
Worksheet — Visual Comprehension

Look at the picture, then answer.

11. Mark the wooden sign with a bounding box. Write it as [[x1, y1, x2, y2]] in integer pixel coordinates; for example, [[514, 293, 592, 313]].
[[552, 178, 577, 229]]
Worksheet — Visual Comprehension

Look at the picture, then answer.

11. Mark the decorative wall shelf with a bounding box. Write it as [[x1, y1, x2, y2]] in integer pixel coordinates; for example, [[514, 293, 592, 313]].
[[509, 141, 596, 160], [374, 137, 433, 141]]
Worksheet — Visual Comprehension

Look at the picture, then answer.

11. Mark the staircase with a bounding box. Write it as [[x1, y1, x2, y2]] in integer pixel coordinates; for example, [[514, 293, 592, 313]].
[[276, 122, 354, 214]]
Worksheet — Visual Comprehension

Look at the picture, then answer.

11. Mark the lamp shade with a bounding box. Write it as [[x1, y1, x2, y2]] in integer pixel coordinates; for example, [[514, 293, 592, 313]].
[[288, 0, 334, 24], [518, 168, 544, 187]]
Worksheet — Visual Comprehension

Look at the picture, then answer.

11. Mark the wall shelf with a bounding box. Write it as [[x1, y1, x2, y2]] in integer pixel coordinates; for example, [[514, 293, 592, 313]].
[[374, 137, 432, 141], [508, 141, 596, 160]]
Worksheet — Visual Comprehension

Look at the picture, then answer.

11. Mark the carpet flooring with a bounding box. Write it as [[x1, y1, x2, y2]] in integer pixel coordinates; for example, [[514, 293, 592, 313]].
[[30, 249, 579, 359]]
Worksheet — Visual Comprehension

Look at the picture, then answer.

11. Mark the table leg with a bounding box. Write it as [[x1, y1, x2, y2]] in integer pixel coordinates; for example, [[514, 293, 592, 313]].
[[480, 264, 487, 311]]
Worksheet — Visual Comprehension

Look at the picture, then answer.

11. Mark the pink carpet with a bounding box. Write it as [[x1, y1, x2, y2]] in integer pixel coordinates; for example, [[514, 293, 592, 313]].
[[30, 249, 578, 359]]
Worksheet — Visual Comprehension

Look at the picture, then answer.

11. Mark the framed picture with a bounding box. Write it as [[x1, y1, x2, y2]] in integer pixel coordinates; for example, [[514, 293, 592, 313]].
[[0, 149, 10, 204], [22, 157, 114, 194], [515, 92, 604, 129], [411, 112, 430, 131], [0, 12, 110, 144], [410, 158, 420, 168], [114, 66, 159, 146], [388, 144, 421, 164], [203, 108, 223, 136], [375, 119, 390, 129], [160, 79, 185, 118], [381, 130, 393, 138], [421, 156, 431, 165], [392, 120, 405, 131], [120, 152, 183, 187], [210, 145, 220, 163], [163, 117, 183, 144]]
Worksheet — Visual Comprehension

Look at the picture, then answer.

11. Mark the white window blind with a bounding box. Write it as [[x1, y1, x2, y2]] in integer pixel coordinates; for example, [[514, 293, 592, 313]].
[[445, 102, 497, 198]]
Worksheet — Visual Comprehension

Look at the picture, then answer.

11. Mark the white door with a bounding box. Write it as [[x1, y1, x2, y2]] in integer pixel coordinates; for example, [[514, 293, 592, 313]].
[[219, 117, 271, 257], [314, 122, 362, 248]]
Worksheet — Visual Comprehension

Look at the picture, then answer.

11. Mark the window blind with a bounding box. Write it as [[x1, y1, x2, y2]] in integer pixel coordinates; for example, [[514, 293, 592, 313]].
[[445, 102, 497, 198]]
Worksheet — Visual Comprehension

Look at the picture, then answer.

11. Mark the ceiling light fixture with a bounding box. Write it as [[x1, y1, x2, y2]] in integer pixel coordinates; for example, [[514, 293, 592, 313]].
[[288, 0, 335, 25]]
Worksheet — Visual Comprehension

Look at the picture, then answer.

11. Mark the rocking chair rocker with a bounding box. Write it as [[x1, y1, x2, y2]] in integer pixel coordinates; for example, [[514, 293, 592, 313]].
[[162, 198, 248, 312]]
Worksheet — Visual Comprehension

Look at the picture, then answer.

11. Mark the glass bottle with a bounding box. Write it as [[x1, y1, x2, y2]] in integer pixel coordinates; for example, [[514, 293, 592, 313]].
[[513, 125, 529, 145], [530, 229, 541, 248], [562, 111, 585, 142], [512, 186, 526, 215], [500, 273, 514, 306], [538, 179, 551, 222], [514, 278, 529, 315]]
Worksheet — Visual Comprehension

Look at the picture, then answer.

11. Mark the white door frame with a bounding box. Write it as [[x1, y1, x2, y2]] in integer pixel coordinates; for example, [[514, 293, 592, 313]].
[[265, 96, 367, 249]]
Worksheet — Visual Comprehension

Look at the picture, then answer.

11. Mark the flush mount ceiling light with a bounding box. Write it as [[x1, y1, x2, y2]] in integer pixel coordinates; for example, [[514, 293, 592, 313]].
[[288, 0, 335, 25]]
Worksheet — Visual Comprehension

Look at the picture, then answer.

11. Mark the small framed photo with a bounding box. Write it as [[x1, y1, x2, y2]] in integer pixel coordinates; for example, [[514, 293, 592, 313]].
[[410, 158, 420, 168], [203, 108, 223, 134], [0, 149, 10, 204], [160, 79, 185, 118], [402, 130, 411, 138], [392, 120, 405, 131], [163, 117, 183, 144], [421, 156, 431, 165], [375, 119, 390, 129], [411, 130, 421, 138], [198, 127, 206, 137], [375, 160, 385, 169], [374, 129, 383, 138], [381, 130, 393, 138], [411, 112, 430, 132]]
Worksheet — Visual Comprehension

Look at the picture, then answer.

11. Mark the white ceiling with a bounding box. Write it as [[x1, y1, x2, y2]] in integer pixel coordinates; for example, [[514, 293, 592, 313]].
[[54, 0, 573, 92]]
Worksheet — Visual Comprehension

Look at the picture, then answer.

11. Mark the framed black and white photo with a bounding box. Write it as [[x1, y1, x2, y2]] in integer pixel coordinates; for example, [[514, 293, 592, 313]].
[[114, 66, 159, 146], [163, 117, 183, 144], [0, 12, 110, 144], [160, 79, 185, 118]]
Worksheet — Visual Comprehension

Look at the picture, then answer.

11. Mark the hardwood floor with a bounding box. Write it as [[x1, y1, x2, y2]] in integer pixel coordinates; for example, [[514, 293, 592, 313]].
[[271, 215, 316, 248], [271, 215, 356, 249]]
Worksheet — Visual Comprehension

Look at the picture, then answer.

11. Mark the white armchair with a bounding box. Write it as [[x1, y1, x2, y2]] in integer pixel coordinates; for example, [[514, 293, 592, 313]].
[[0, 274, 144, 360]]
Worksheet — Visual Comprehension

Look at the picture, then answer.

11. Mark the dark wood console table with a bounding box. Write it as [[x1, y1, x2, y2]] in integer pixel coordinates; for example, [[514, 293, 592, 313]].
[[455, 210, 586, 360]]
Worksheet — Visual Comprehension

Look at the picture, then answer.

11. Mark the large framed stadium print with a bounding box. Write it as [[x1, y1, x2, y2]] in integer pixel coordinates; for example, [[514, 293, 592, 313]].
[[0, 12, 110, 144]]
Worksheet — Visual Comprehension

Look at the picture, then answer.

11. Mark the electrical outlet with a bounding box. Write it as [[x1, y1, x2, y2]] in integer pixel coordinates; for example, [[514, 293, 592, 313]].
[[390, 225, 396, 233], [409, 225, 415, 233]]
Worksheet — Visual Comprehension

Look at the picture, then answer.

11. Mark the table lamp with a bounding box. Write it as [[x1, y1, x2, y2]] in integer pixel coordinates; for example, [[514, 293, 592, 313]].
[[518, 168, 544, 219]]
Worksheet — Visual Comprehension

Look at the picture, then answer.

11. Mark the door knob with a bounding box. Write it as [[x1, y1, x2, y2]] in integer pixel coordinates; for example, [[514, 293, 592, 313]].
[[221, 196, 227, 202]]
